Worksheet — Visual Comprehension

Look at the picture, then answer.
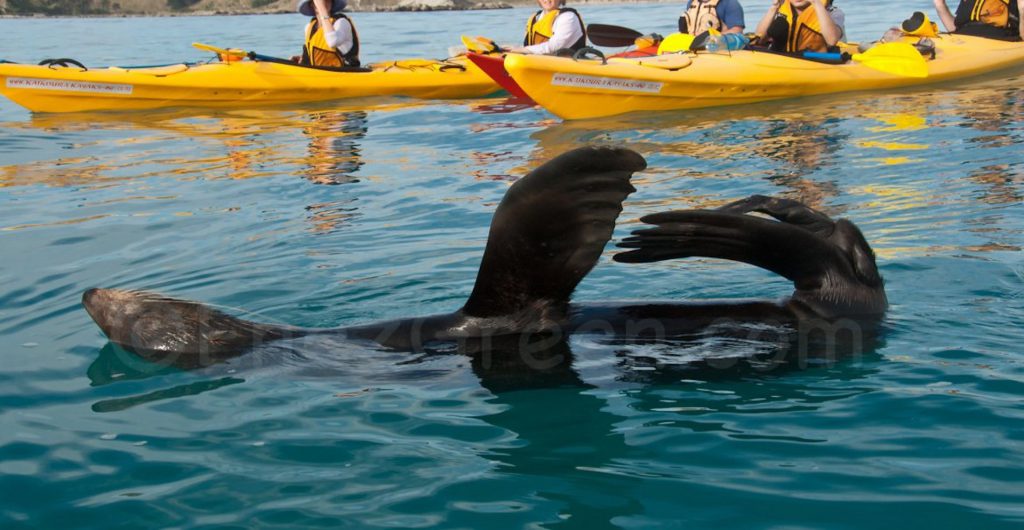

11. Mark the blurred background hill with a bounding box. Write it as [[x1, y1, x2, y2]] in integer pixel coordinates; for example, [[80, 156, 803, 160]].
[[0, 0, 599, 15]]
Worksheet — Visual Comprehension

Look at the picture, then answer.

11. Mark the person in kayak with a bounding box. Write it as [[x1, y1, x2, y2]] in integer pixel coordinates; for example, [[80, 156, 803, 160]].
[[295, 0, 360, 67], [752, 0, 845, 53], [678, 0, 746, 35], [932, 0, 1024, 40], [505, 0, 587, 54]]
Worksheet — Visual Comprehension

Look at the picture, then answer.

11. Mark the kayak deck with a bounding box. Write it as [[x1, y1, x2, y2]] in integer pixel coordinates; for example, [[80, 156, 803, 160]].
[[0, 56, 500, 113], [504, 34, 1024, 120]]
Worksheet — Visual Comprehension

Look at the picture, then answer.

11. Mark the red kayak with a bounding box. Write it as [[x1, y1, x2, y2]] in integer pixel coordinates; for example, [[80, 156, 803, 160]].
[[466, 53, 532, 100], [467, 45, 661, 104]]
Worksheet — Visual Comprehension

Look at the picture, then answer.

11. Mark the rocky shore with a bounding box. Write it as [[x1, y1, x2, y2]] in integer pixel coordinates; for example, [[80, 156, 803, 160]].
[[0, 0, 655, 16]]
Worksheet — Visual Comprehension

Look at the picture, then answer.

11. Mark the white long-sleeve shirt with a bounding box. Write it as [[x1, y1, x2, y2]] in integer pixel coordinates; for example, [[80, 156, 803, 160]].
[[305, 17, 354, 54], [522, 11, 584, 55]]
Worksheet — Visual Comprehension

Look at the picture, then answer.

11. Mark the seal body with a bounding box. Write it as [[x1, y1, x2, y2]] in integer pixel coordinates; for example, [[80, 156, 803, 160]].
[[83, 148, 886, 370]]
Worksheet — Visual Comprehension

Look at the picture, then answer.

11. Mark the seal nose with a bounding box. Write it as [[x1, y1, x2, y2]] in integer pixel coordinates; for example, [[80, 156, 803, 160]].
[[82, 288, 115, 334], [82, 288, 109, 313]]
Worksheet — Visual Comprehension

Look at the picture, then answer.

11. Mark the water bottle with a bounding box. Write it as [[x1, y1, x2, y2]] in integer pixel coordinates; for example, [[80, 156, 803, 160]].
[[705, 33, 725, 53], [723, 33, 750, 51]]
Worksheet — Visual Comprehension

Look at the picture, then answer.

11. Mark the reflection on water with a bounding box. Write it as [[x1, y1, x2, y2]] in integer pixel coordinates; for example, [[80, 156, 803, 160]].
[[302, 110, 368, 233], [0, 100, 425, 187], [758, 118, 846, 210], [2, 50, 1024, 526], [303, 110, 367, 185], [508, 85, 1024, 250], [969, 164, 1023, 206]]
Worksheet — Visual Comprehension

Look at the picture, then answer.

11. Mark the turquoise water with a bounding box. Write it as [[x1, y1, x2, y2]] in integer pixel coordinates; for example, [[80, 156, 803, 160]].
[[2, 2, 1024, 528]]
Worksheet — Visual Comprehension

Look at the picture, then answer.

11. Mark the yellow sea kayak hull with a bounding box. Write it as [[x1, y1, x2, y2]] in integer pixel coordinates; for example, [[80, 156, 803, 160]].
[[505, 34, 1024, 120], [0, 57, 500, 113]]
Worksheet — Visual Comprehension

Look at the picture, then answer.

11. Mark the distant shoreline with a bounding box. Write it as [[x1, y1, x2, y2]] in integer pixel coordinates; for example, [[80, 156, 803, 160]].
[[0, 0, 671, 18], [0, 0, 668, 18]]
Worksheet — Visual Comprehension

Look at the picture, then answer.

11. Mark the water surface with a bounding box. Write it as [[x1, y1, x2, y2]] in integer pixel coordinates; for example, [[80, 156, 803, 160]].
[[2, 2, 1023, 528]]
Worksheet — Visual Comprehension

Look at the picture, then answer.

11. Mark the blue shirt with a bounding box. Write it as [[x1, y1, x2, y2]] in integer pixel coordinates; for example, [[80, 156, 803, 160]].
[[682, 0, 745, 30]]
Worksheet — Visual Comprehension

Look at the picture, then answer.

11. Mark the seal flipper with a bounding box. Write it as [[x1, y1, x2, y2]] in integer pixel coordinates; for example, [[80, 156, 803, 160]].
[[461, 147, 645, 325], [714, 196, 884, 292], [615, 202, 886, 318], [716, 195, 836, 237], [614, 210, 837, 284]]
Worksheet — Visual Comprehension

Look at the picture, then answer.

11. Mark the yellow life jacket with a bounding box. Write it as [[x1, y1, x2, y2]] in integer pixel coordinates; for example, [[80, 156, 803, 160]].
[[303, 14, 360, 68], [680, 0, 722, 34], [955, 0, 1017, 28], [772, 0, 834, 53], [523, 8, 587, 51]]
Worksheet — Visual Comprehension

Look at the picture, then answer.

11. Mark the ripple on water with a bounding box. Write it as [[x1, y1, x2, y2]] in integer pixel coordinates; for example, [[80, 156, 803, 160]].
[[2, 6, 1024, 528]]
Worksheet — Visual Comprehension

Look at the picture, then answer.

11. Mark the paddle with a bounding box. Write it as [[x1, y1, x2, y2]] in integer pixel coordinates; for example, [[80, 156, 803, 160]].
[[191, 42, 370, 72], [193, 42, 247, 59], [460, 35, 501, 54], [192, 42, 284, 63], [850, 42, 928, 78], [586, 24, 644, 47]]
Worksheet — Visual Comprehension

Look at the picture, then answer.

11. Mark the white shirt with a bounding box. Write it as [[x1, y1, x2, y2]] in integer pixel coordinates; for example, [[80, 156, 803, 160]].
[[522, 11, 584, 54], [305, 17, 354, 54]]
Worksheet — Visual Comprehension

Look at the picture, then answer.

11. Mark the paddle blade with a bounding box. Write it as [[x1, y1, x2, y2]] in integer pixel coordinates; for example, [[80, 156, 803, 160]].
[[475, 36, 501, 53], [852, 42, 928, 78], [191, 42, 240, 56], [192, 42, 247, 60], [461, 35, 499, 54], [587, 24, 644, 47], [460, 35, 484, 53]]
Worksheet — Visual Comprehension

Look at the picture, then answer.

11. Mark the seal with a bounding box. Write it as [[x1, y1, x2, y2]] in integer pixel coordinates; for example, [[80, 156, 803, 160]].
[[82, 146, 887, 370]]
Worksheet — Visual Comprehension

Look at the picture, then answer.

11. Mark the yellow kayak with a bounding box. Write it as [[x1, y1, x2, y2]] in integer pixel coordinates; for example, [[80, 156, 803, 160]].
[[0, 55, 500, 113], [505, 34, 1024, 120]]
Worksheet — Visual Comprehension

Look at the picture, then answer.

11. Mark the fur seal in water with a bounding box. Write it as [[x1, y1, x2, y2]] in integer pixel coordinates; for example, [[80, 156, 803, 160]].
[[82, 146, 886, 369]]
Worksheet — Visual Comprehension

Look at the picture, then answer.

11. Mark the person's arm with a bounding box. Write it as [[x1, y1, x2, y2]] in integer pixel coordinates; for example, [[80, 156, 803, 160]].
[[810, 0, 842, 45], [932, 0, 957, 32], [1018, 0, 1024, 40], [326, 17, 353, 52], [754, 0, 782, 39], [720, 0, 745, 34], [312, 0, 338, 46]]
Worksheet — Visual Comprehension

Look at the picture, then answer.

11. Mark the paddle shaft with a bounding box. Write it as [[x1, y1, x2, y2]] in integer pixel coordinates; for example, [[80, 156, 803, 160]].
[[193, 42, 369, 72]]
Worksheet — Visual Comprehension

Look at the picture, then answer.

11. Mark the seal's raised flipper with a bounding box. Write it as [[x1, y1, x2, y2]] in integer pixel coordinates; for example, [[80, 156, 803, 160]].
[[716, 195, 836, 237], [82, 288, 304, 366], [713, 196, 883, 294], [615, 200, 886, 318], [462, 147, 645, 325], [615, 210, 838, 282]]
